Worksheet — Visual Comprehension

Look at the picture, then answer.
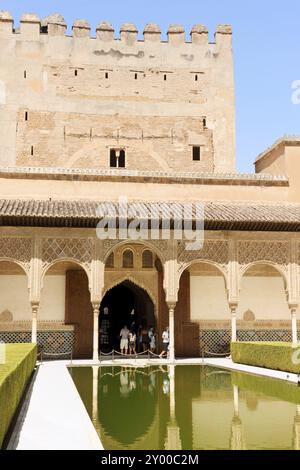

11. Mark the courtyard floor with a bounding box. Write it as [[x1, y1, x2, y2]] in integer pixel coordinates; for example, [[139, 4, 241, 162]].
[[7, 357, 299, 450]]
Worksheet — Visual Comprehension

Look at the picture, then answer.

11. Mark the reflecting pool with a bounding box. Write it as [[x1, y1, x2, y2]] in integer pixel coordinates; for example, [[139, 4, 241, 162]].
[[69, 365, 300, 450]]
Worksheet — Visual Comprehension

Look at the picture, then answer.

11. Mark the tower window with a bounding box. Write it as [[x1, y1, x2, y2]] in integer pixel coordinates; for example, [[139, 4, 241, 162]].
[[123, 250, 134, 268], [134, 73, 138, 80], [192, 146, 201, 161], [74, 69, 78, 76], [203, 118, 207, 128], [30, 145, 34, 156], [25, 111, 28, 121], [105, 252, 114, 268], [142, 250, 153, 268], [164, 74, 167, 81], [105, 72, 109, 79], [24, 70, 27, 79], [195, 74, 198, 81], [110, 149, 126, 168]]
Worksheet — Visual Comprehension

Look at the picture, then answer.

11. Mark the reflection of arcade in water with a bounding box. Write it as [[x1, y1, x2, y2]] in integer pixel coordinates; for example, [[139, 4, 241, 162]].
[[99, 281, 156, 352], [70, 365, 300, 450]]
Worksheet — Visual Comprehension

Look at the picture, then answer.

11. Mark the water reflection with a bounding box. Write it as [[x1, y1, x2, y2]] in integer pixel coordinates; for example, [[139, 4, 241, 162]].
[[70, 365, 300, 450]]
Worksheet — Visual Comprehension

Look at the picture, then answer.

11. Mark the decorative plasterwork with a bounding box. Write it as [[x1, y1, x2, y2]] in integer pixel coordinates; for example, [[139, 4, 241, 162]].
[[0, 237, 32, 273], [177, 240, 229, 268], [42, 238, 92, 274], [238, 240, 289, 268]]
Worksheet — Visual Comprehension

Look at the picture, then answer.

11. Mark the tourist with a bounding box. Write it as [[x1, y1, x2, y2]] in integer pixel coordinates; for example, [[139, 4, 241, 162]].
[[119, 325, 129, 355], [148, 327, 156, 354], [129, 329, 136, 355], [159, 326, 169, 358]]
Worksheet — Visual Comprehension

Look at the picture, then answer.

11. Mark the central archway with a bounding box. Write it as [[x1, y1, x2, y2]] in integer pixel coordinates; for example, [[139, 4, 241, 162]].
[[99, 280, 156, 352]]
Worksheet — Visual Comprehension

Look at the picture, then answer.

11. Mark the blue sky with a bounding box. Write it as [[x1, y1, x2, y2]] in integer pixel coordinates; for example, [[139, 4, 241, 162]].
[[3, 0, 300, 172]]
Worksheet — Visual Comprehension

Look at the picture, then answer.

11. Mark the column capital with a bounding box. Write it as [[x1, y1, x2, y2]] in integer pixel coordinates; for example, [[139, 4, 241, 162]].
[[289, 304, 298, 314], [30, 300, 40, 313], [229, 302, 238, 313], [92, 302, 100, 313], [167, 302, 177, 311]]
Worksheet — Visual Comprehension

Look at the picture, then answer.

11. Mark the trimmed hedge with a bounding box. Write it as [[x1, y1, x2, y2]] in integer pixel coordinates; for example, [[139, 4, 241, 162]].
[[231, 341, 300, 374], [0, 343, 37, 448]]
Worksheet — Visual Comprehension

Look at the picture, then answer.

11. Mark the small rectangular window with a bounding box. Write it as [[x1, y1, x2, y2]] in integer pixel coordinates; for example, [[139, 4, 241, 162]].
[[118, 149, 126, 168], [203, 118, 207, 128], [74, 69, 78, 76], [192, 146, 201, 161], [30, 145, 34, 156], [110, 149, 126, 168], [164, 74, 167, 81], [195, 74, 198, 81], [24, 70, 27, 79], [25, 111, 28, 122], [134, 73, 138, 80], [110, 149, 117, 167], [105, 72, 109, 79]]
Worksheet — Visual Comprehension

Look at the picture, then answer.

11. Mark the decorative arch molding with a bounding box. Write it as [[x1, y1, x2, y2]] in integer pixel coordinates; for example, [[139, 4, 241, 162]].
[[41, 257, 91, 287], [240, 260, 289, 295], [177, 240, 229, 268], [178, 259, 229, 291], [41, 238, 92, 285], [0, 238, 32, 275], [103, 274, 157, 316], [42, 238, 92, 269], [0, 258, 30, 278]]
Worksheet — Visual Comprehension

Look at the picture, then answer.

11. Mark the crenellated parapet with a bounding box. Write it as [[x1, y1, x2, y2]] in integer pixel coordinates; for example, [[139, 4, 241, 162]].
[[0, 11, 232, 47]]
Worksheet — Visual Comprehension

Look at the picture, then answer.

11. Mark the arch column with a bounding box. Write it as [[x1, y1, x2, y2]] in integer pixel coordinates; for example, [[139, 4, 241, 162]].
[[31, 301, 39, 343], [29, 237, 42, 344], [167, 303, 176, 362], [91, 241, 105, 361], [230, 303, 238, 343], [228, 239, 239, 344], [290, 305, 299, 346], [92, 302, 100, 361], [163, 252, 180, 363]]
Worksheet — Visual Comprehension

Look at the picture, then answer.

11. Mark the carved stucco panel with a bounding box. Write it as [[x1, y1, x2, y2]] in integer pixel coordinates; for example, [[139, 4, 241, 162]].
[[42, 238, 92, 275], [238, 241, 289, 270], [177, 240, 229, 269], [0, 237, 32, 273]]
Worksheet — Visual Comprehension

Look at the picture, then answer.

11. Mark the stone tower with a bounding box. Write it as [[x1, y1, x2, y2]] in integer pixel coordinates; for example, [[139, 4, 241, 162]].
[[0, 12, 236, 173]]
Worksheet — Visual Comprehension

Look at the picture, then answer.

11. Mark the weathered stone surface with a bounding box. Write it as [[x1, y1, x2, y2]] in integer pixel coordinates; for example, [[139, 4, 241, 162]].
[[20, 13, 40, 23], [0, 11, 13, 21]]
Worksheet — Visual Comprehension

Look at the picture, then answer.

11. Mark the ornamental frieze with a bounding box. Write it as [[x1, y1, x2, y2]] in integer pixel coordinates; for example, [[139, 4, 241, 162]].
[[42, 238, 92, 271], [238, 240, 289, 267], [177, 240, 229, 267], [0, 237, 32, 273]]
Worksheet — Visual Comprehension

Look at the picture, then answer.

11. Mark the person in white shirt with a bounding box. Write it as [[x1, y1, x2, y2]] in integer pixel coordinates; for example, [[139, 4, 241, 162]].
[[120, 325, 130, 354], [159, 327, 169, 358]]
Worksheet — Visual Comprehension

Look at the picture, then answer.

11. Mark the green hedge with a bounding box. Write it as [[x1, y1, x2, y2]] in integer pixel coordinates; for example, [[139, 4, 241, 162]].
[[231, 342, 300, 374], [0, 343, 37, 448]]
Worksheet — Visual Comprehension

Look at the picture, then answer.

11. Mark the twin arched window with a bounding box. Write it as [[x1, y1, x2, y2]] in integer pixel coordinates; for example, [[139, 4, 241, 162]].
[[105, 252, 114, 268], [142, 250, 153, 268], [123, 250, 134, 268], [107, 249, 153, 269]]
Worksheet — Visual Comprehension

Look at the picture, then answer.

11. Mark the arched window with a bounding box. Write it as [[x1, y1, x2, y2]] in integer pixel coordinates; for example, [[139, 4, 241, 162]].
[[105, 252, 114, 268], [142, 250, 153, 268], [123, 250, 134, 268]]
